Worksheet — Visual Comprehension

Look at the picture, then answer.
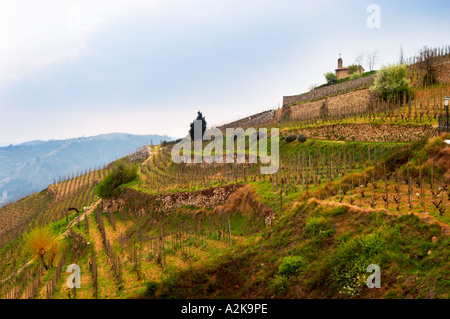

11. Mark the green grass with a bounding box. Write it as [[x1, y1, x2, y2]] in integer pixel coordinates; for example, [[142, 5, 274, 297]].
[[2, 107, 449, 300], [152, 198, 449, 299], [315, 71, 378, 89], [277, 117, 438, 133]]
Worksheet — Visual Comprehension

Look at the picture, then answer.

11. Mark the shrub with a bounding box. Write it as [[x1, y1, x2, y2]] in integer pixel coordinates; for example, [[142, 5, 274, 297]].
[[306, 216, 330, 237], [347, 64, 360, 75], [278, 256, 306, 277], [297, 134, 308, 143], [95, 159, 138, 199], [359, 232, 385, 257], [310, 232, 385, 296], [324, 72, 337, 84], [268, 275, 288, 295], [349, 73, 361, 81], [379, 137, 427, 173], [369, 64, 410, 100], [24, 226, 59, 270], [146, 281, 159, 298], [399, 161, 420, 180], [285, 134, 297, 143]]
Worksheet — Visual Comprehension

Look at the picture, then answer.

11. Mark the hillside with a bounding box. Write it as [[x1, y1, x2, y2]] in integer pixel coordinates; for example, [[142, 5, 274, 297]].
[[0, 50, 449, 301], [0, 133, 172, 206], [1, 131, 449, 300]]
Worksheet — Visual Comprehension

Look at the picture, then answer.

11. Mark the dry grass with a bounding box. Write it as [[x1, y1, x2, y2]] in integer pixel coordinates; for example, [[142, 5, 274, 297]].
[[305, 197, 450, 236], [213, 185, 274, 224], [428, 144, 450, 183]]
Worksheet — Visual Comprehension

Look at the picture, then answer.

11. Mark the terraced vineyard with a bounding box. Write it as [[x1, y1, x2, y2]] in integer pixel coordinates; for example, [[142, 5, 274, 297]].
[[138, 145, 261, 193], [267, 83, 450, 134], [1, 191, 252, 299], [0, 53, 449, 299], [0, 166, 110, 294], [2, 126, 448, 299]]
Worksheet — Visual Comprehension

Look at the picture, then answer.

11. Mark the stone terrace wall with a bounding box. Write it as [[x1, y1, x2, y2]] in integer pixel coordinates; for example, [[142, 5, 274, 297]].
[[283, 56, 450, 107], [101, 184, 243, 214], [283, 74, 376, 107], [276, 89, 375, 122], [218, 110, 275, 130], [155, 184, 241, 211], [286, 123, 435, 143]]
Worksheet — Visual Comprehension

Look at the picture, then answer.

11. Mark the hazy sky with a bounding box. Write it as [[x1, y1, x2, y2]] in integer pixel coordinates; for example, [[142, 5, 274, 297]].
[[0, 0, 449, 145]]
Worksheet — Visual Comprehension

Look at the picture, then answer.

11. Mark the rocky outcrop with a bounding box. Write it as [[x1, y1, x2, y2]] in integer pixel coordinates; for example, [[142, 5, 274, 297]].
[[125, 146, 151, 162], [212, 184, 275, 226], [100, 198, 126, 213], [156, 185, 242, 211], [47, 185, 58, 197], [100, 185, 243, 214]]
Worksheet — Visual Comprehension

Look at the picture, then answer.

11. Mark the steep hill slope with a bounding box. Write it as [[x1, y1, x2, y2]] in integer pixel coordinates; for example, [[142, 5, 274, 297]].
[[0, 58, 449, 299], [1, 129, 448, 299], [0, 133, 171, 206]]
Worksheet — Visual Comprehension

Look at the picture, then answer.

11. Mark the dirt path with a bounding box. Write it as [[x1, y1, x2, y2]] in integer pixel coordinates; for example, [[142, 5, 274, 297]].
[[88, 214, 120, 298], [142, 146, 159, 167], [101, 216, 143, 297], [65, 199, 101, 231], [0, 199, 102, 286]]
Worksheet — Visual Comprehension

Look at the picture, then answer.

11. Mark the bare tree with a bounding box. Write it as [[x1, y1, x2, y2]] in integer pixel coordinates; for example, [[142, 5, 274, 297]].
[[399, 45, 404, 65], [308, 83, 317, 91], [418, 46, 437, 86], [366, 50, 378, 71], [354, 52, 364, 68]]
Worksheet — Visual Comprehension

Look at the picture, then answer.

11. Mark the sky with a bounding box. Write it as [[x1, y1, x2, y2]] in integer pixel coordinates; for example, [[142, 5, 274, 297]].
[[0, 0, 449, 145]]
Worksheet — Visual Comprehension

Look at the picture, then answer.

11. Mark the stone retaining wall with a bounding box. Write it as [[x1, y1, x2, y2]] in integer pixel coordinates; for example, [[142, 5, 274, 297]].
[[283, 75, 376, 107], [284, 123, 435, 143], [276, 89, 374, 122]]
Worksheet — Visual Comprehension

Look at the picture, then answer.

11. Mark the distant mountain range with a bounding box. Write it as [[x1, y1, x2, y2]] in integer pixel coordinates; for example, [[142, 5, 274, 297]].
[[0, 133, 172, 206]]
